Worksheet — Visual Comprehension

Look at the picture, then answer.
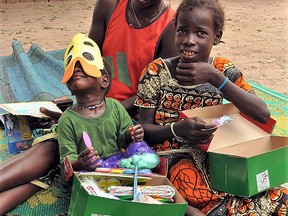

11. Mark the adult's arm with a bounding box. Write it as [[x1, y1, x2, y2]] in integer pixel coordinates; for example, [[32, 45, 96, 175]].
[[88, 0, 118, 49], [138, 107, 216, 145], [204, 69, 270, 124], [121, 95, 138, 116], [155, 20, 178, 58], [215, 74, 270, 124], [176, 61, 270, 124]]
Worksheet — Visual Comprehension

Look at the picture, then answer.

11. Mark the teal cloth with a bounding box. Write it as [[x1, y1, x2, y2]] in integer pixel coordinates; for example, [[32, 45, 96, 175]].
[[0, 41, 69, 105]]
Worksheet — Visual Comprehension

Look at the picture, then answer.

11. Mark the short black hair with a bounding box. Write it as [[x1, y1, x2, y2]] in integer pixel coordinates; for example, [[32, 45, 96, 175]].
[[101, 58, 112, 94], [101, 58, 112, 77], [175, 0, 225, 33]]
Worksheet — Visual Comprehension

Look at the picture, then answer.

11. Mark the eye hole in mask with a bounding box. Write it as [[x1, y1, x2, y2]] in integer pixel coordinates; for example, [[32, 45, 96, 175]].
[[82, 41, 95, 61], [84, 41, 94, 46], [65, 55, 72, 66], [82, 52, 94, 61], [65, 45, 74, 66]]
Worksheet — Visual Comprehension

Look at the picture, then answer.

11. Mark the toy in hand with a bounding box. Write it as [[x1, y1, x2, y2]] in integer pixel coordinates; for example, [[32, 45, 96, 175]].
[[83, 131, 92, 148], [119, 141, 159, 169], [212, 115, 233, 126], [96, 142, 159, 169], [82, 132, 159, 169]]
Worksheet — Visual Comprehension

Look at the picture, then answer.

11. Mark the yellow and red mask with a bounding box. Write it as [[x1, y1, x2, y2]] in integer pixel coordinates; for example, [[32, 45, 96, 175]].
[[62, 33, 104, 83]]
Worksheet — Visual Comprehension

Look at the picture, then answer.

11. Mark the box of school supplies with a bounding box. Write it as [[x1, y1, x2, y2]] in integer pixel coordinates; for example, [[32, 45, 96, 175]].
[[69, 172, 187, 216], [0, 101, 63, 154], [179, 103, 288, 197]]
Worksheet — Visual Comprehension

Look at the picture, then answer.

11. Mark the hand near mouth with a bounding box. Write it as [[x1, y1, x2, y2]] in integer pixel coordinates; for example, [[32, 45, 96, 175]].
[[175, 60, 215, 86]]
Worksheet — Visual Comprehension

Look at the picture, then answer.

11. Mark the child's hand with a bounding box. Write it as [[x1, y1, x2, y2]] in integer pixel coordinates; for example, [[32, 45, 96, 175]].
[[128, 124, 144, 142], [175, 117, 217, 144], [77, 147, 100, 171], [176, 60, 215, 86], [39, 107, 62, 124]]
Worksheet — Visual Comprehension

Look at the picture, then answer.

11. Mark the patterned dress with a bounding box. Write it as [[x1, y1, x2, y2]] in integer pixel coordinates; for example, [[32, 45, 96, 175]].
[[135, 57, 288, 215]]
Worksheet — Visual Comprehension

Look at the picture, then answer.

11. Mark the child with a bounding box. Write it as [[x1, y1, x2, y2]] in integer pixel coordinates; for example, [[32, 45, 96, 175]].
[[135, 0, 287, 215], [55, 33, 144, 196]]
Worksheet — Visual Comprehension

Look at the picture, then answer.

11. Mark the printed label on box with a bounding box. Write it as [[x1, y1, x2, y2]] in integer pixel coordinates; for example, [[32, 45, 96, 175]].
[[256, 170, 270, 192]]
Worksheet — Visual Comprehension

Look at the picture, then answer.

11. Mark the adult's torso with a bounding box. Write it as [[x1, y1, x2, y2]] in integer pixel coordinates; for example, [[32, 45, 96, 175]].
[[102, 0, 175, 101]]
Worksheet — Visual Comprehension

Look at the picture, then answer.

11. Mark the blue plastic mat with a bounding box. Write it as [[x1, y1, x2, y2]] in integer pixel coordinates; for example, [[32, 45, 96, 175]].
[[0, 40, 69, 103]]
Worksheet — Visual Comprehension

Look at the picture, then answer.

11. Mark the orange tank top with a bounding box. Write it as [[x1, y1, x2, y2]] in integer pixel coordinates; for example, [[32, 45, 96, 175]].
[[102, 0, 175, 102]]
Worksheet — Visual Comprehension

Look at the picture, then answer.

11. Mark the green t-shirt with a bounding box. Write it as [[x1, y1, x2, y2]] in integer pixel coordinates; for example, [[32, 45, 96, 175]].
[[58, 97, 132, 163]]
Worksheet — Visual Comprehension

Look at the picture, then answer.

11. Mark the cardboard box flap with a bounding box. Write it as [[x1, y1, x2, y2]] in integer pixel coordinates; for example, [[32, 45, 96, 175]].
[[179, 102, 239, 120], [208, 113, 270, 151], [211, 136, 288, 158], [179, 103, 276, 152]]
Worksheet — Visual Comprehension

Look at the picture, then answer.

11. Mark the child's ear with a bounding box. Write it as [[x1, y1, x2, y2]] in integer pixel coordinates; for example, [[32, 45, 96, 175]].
[[213, 31, 223, 45], [100, 74, 110, 89]]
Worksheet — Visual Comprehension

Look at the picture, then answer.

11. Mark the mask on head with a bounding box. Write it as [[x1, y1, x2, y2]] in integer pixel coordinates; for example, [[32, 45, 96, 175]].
[[62, 33, 104, 83]]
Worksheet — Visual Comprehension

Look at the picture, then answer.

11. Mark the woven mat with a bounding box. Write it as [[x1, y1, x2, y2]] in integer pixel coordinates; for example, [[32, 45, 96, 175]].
[[249, 81, 288, 136], [6, 189, 70, 216], [0, 81, 287, 215]]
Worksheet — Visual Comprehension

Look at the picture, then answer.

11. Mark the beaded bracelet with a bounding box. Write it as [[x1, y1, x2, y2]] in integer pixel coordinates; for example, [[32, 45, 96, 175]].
[[217, 77, 229, 91]]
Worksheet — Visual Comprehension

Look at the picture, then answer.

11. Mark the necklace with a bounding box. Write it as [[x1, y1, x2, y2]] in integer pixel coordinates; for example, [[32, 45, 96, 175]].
[[131, 1, 165, 27], [76, 100, 105, 110]]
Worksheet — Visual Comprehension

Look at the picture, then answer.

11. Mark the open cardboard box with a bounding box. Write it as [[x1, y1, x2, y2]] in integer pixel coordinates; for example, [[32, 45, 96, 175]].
[[179, 103, 288, 197], [69, 172, 187, 216]]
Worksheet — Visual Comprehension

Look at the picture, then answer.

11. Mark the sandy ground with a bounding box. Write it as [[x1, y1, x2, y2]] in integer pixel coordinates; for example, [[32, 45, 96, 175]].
[[0, 0, 287, 96]]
